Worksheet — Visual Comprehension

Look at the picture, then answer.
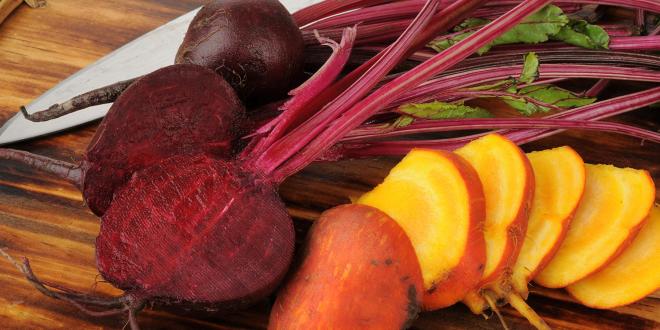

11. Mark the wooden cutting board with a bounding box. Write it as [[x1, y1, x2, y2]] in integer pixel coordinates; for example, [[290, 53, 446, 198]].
[[0, 1, 658, 329]]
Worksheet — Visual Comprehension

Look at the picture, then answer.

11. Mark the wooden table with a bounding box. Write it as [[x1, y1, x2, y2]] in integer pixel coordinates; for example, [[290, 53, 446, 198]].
[[0, 1, 658, 329]]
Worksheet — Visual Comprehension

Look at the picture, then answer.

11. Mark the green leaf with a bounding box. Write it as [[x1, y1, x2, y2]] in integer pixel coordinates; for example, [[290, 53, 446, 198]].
[[399, 101, 493, 119], [428, 32, 471, 53], [552, 19, 610, 49], [468, 79, 517, 92], [454, 18, 489, 31], [393, 115, 415, 128], [503, 84, 597, 116], [428, 5, 569, 55], [519, 52, 539, 84]]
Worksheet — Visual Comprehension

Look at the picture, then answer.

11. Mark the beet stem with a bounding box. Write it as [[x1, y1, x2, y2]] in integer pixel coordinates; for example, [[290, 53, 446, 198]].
[[22, 78, 137, 122], [273, 0, 553, 179], [293, 0, 392, 27], [341, 86, 660, 156], [249, 27, 357, 156], [345, 119, 660, 143], [253, 0, 441, 177], [585, 79, 611, 98], [252, 0, 484, 160], [0, 149, 82, 187]]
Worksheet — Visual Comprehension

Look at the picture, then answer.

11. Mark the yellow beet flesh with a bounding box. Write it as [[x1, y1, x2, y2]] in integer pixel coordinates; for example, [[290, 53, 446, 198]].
[[566, 205, 660, 309], [358, 149, 486, 310], [455, 134, 534, 285], [534, 164, 655, 288], [511, 147, 586, 297]]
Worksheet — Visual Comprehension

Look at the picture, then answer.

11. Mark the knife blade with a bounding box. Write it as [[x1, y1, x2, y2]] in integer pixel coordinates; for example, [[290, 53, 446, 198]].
[[0, 0, 319, 146]]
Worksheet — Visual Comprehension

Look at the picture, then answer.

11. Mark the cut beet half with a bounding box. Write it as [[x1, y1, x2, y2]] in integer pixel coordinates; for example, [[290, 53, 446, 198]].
[[96, 154, 294, 307]]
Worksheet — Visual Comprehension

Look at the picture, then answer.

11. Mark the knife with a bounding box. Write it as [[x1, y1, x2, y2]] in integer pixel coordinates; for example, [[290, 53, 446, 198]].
[[0, 0, 318, 146]]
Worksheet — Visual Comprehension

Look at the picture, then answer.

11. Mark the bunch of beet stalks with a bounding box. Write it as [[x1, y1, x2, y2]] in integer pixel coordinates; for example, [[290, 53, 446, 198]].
[[1, 0, 659, 328]]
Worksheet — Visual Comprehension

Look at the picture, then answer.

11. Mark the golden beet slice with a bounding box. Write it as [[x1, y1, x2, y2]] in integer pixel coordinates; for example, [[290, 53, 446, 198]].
[[534, 164, 655, 288], [454, 134, 534, 313], [455, 134, 534, 286], [358, 149, 486, 310], [269, 204, 423, 330], [511, 146, 586, 297], [567, 205, 660, 309]]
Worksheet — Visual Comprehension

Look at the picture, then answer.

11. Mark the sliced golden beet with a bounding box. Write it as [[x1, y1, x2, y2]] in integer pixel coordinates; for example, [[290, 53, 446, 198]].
[[454, 134, 534, 314], [358, 149, 486, 310], [269, 205, 423, 330], [455, 134, 534, 286], [511, 146, 586, 297], [534, 164, 655, 288], [567, 205, 660, 309]]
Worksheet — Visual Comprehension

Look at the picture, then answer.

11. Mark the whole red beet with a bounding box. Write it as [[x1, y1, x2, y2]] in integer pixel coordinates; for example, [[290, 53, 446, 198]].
[[176, 0, 305, 104], [22, 0, 304, 121]]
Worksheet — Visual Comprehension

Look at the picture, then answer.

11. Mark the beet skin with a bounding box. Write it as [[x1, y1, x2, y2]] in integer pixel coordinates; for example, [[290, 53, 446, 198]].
[[96, 154, 295, 306], [176, 0, 304, 104], [82, 64, 245, 215]]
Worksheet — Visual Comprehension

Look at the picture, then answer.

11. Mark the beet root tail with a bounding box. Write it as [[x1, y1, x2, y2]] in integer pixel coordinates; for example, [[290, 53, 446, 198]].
[[21, 78, 137, 122], [507, 292, 550, 330], [0, 148, 83, 187], [0, 248, 144, 321]]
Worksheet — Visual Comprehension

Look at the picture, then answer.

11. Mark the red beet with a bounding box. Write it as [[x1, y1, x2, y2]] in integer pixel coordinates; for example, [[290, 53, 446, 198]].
[[2, 64, 245, 215], [96, 154, 294, 306], [23, 0, 304, 121], [176, 0, 304, 104]]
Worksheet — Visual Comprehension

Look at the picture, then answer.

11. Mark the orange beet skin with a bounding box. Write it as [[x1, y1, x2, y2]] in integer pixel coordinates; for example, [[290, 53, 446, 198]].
[[270, 204, 424, 330]]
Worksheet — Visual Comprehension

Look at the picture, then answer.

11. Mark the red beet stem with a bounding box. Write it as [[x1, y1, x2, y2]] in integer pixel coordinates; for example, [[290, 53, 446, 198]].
[[600, 24, 637, 37], [253, 0, 442, 177], [282, 0, 484, 146], [401, 48, 660, 68], [293, 0, 393, 27], [489, 0, 660, 12], [610, 35, 660, 51], [269, 0, 554, 180], [250, 27, 357, 155], [305, 0, 439, 30], [302, 20, 411, 47], [390, 64, 660, 108], [585, 79, 612, 98], [303, 2, 584, 45], [345, 118, 660, 142], [341, 86, 660, 156], [395, 90, 566, 112], [21, 78, 137, 122], [0, 149, 82, 187], [651, 25, 660, 37], [303, 0, 587, 31]]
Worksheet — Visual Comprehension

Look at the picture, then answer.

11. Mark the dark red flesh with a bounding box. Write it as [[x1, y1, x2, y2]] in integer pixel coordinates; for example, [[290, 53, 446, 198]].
[[96, 154, 294, 305], [175, 0, 305, 104], [82, 64, 245, 215]]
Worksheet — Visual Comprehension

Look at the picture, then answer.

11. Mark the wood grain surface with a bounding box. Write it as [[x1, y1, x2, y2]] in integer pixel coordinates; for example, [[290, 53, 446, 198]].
[[0, 1, 658, 329]]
